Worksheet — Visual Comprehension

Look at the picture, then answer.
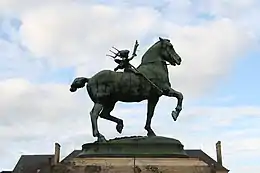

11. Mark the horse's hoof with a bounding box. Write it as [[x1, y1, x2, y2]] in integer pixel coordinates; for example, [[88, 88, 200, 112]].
[[147, 131, 156, 137], [172, 111, 178, 121], [116, 122, 124, 134], [97, 135, 107, 143]]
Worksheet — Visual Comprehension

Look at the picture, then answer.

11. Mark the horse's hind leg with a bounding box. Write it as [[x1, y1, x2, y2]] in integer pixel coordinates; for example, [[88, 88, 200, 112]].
[[99, 102, 124, 134], [145, 97, 159, 137], [90, 103, 106, 142]]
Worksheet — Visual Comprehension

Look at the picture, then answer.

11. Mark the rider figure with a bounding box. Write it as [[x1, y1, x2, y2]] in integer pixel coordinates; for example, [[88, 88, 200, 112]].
[[109, 40, 139, 74], [114, 49, 134, 73]]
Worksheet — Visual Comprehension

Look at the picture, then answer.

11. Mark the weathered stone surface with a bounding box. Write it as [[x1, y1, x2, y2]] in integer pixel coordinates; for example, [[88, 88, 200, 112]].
[[52, 158, 211, 173]]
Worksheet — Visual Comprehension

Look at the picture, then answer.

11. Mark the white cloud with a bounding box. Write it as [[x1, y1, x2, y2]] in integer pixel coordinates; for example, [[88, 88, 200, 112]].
[[166, 18, 252, 96], [197, 0, 258, 18], [0, 0, 256, 96], [239, 166, 260, 173], [17, 2, 161, 70], [178, 105, 260, 126], [0, 37, 46, 80], [194, 0, 260, 40]]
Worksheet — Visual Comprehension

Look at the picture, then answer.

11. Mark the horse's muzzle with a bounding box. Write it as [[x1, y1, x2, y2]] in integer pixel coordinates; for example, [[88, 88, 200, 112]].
[[70, 87, 77, 92]]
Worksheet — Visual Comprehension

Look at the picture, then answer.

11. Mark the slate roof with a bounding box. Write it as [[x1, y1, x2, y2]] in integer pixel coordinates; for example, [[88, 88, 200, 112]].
[[185, 150, 229, 172], [61, 150, 81, 163], [12, 155, 54, 173]]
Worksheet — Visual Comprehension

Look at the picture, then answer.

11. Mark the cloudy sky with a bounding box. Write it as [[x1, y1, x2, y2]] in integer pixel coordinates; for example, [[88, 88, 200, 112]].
[[0, 0, 259, 172]]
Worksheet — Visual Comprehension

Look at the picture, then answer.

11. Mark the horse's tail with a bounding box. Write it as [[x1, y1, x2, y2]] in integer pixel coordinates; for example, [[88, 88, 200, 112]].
[[70, 77, 90, 92]]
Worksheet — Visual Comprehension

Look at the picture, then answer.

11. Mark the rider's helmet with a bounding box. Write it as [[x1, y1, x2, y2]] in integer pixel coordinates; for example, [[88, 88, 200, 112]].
[[117, 50, 130, 59]]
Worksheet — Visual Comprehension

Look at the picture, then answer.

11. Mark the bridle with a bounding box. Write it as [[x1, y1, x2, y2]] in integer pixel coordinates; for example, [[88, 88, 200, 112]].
[[141, 40, 172, 66]]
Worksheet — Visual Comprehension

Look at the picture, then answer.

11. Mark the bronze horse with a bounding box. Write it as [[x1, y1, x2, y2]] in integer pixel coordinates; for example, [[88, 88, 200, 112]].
[[70, 37, 183, 142]]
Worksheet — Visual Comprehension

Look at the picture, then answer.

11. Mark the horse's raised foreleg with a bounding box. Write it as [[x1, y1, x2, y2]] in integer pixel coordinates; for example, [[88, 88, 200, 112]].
[[90, 103, 106, 142], [145, 97, 159, 137], [163, 88, 183, 121], [99, 102, 124, 134]]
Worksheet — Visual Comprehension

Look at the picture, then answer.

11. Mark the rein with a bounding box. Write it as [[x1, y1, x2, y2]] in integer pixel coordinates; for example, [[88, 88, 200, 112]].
[[140, 60, 171, 66]]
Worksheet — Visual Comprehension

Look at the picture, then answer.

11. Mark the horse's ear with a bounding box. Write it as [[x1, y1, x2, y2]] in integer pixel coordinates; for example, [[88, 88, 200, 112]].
[[159, 37, 164, 41]]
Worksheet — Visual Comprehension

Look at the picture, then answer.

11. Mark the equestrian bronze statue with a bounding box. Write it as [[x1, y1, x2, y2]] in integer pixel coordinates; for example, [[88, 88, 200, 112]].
[[70, 37, 183, 142]]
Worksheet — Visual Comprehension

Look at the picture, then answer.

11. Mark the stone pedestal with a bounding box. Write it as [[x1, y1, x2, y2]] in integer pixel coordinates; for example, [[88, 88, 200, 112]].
[[53, 158, 211, 173], [52, 136, 212, 173], [79, 136, 188, 158]]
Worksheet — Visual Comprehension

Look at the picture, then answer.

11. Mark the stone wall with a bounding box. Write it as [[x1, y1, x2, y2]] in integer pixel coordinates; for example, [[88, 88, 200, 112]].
[[52, 157, 212, 173]]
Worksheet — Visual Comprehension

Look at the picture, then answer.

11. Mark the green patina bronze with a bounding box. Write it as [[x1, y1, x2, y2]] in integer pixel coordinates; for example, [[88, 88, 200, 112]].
[[70, 37, 183, 142], [78, 136, 188, 158]]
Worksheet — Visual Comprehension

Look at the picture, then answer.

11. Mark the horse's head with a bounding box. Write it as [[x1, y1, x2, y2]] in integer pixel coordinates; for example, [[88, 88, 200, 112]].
[[158, 37, 182, 66]]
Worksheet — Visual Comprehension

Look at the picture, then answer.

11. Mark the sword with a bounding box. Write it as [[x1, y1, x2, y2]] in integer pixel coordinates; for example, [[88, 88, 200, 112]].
[[129, 40, 139, 60], [129, 64, 163, 94]]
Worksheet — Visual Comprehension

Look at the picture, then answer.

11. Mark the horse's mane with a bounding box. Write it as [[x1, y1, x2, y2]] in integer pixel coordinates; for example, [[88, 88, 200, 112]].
[[141, 40, 160, 64]]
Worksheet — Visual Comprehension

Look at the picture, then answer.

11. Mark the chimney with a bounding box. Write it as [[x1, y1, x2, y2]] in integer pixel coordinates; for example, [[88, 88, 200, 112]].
[[48, 157, 52, 166], [54, 143, 61, 165], [216, 141, 222, 165]]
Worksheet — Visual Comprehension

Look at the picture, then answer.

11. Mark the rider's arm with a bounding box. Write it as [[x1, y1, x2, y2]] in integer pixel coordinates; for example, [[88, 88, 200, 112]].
[[114, 59, 122, 64], [128, 52, 137, 61]]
